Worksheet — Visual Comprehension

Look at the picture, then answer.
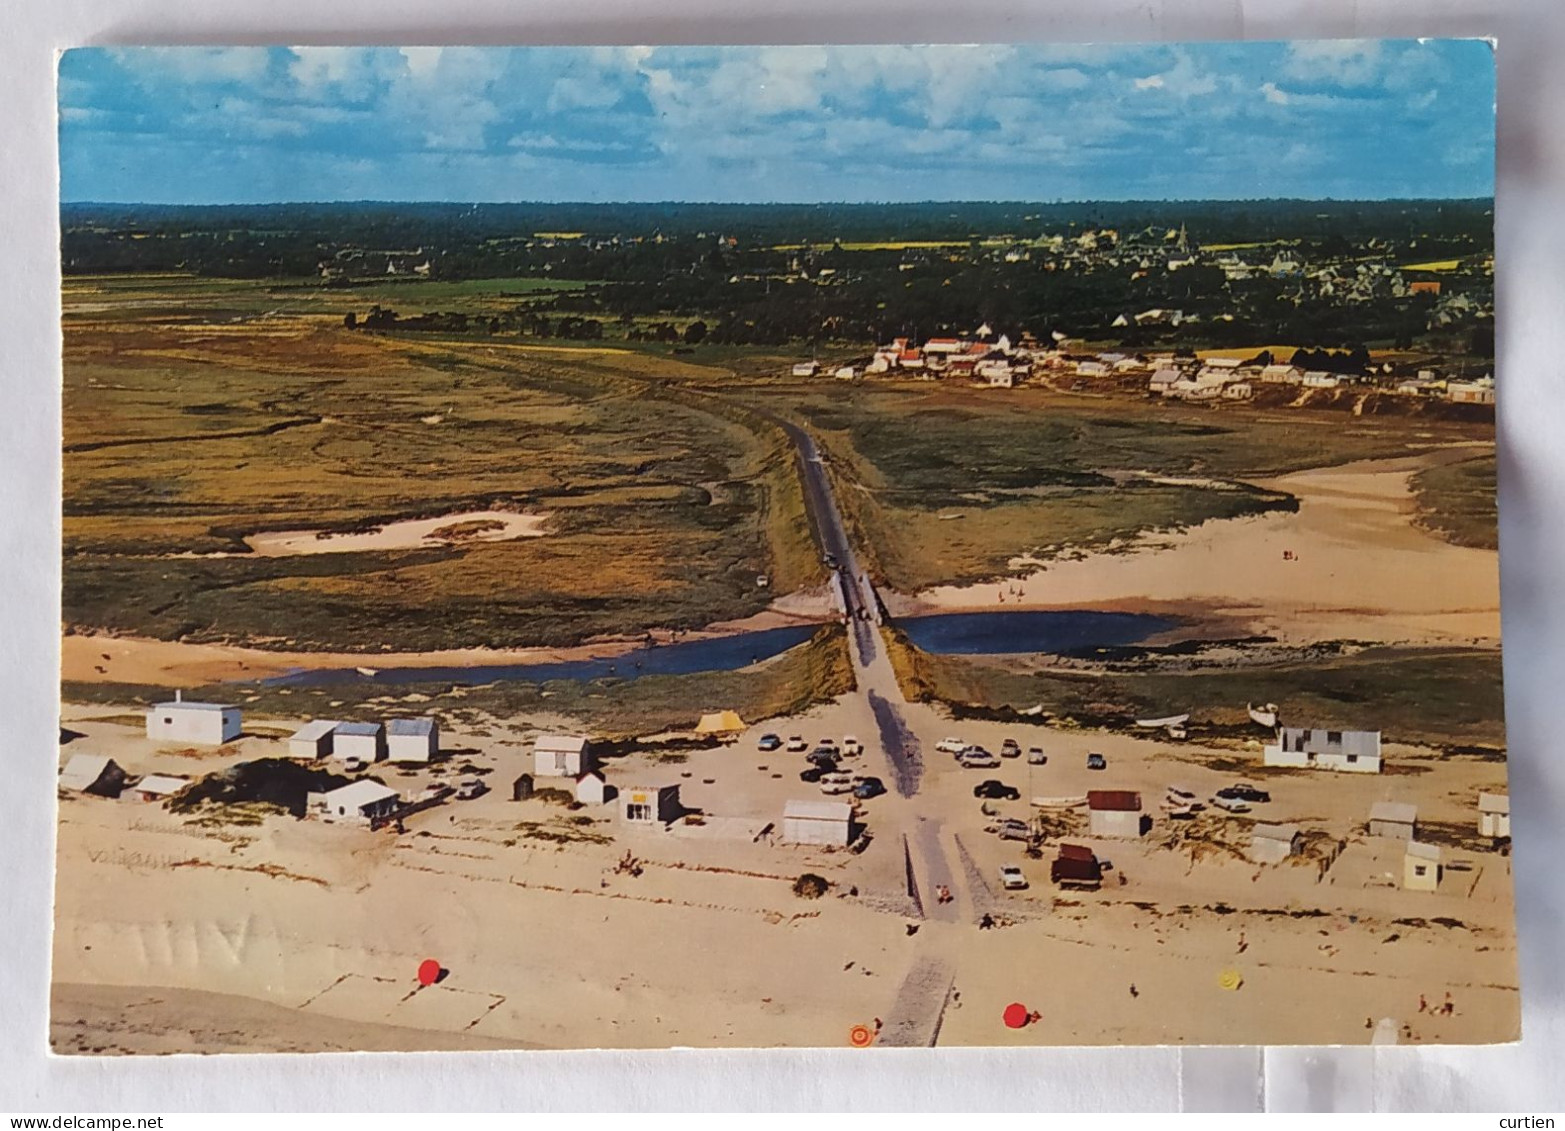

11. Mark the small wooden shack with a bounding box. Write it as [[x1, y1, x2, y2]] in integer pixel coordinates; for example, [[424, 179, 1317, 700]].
[[1404, 841, 1442, 892], [511, 773, 534, 801], [58, 754, 127, 798], [1249, 822, 1304, 865], [1369, 801, 1417, 840], [289, 719, 340, 759], [1478, 793, 1510, 840], [619, 784, 680, 827]]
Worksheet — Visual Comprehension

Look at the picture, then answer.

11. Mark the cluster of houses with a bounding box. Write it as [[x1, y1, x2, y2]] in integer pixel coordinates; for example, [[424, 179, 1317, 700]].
[[795, 326, 1494, 405], [290, 716, 440, 764]]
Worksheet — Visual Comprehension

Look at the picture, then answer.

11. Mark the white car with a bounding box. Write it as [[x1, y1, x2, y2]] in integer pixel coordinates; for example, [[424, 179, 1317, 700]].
[[958, 747, 1001, 769], [1211, 796, 1251, 814], [416, 784, 453, 803], [935, 737, 968, 755], [456, 779, 487, 800], [998, 865, 1029, 890], [819, 772, 855, 795], [341, 757, 367, 773], [841, 736, 862, 756], [785, 736, 808, 752]]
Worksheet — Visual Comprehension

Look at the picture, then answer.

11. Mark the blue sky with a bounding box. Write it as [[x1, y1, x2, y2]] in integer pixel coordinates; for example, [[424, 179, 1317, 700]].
[[58, 41, 1495, 203]]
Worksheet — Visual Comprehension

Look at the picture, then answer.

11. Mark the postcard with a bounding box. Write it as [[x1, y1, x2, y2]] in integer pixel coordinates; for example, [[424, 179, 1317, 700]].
[[54, 42, 1512, 1053]]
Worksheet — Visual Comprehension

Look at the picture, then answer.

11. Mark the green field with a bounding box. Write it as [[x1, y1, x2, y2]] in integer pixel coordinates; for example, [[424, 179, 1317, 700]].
[[1412, 455, 1498, 550], [730, 382, 1458, 591], [882, 628, 1505, 749], [64, 308, 822, 651]]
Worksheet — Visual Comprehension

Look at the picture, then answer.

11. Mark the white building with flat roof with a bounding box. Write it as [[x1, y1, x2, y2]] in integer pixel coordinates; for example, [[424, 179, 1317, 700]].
[[782, 799, 853, 847], [1369, 801, 1418, 840], [620, 784, 680, 826], [1478, 793, 1510, 839], [1404, 841, 1442, 891], [146, 694, 241, 746], [1249, 822, 1304, 865]]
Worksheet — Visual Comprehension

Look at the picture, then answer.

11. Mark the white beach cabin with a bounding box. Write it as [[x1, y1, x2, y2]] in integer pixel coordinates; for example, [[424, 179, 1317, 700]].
[[289, 719, 340, 759], [535, 734, 593, 777], [781, 799, 853, 847], [1403, 841, 1442, 892], [1478, 793, 1510, 840], [619, 784, 680, 827], [387, 718, 439, 763], [1368, 801, 1417, 840], [145, 692, 241, 746], [311, 780, 400, 826], [333, 722, 386, 763], [1249, 822, 1304, 865], [123, 774, 190, 803]]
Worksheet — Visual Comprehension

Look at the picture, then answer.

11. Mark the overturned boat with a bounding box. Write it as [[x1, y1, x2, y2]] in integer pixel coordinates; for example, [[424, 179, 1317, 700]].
[[1134, 712, 1190, 729], [1248, 702, 1279, 728]]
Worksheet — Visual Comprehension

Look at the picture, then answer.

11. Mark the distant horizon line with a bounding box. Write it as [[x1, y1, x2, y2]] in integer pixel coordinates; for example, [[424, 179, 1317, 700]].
[[60, 196, 1496, 209]]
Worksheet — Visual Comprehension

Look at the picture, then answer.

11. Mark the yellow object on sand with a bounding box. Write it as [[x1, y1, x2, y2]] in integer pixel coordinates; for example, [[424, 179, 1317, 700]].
[[1218, 969, 1244, 991], [695, 709, 746, 735]]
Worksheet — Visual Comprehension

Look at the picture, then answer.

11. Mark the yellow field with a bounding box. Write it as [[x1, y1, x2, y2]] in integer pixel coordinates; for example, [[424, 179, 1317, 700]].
[[1401, 259, 1463, 272]]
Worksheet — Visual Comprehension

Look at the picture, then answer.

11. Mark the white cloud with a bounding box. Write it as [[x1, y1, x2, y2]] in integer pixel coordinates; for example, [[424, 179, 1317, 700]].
[[1134, 75, 1165, 91], [1260, 81, 1290, 105], [1283, 40, 1385, 87]]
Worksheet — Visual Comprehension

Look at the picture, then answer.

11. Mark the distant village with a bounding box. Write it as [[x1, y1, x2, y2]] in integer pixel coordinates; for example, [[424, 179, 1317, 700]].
[[797, 322, 1495, 407]]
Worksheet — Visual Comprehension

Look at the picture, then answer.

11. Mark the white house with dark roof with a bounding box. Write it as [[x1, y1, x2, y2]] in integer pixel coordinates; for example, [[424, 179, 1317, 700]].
[[535, 734, 593, 777], [387, 717, 439, 763], [333, 721, 386, 763], [310, 780, 401, 826], [145, 692, 241, 745]]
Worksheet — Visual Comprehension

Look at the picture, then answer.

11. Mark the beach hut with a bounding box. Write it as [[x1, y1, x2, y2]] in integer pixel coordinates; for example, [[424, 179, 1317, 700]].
[[333, 722, 386, 763], [1403, 842, 1442, 892], [1087, 790, 1148, 838], [311, 780, 400, 826], [1050, 844, 1103, 889], [58, 754, 127, 798], [289, 719, 340, 759], [1368, 801, 1417, 840], [387, 717, 439, 763], [619, 785, 680, 827], [1478, 793, 1510, 840], [781, 799, 853, 847], [145, 692, 241, 746], [511, 773, 534, 801], [1264, 728, 1381, 773], [575, 771, 614, 806], [123, 774, 189, 803], [534, 734, 593, 777], [695, 710, 746, 738], [1249, 822, 1304, 865]]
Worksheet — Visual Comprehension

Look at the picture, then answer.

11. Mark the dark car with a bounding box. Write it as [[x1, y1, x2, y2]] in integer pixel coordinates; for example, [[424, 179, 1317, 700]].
[[1217, 785, 1271, 803], [853, 777, 886, 799], [806, 750, 840, 769], [757, 733, 783, 751], [973, 779, 1021, 801], [799, 766, 827, 783], [1087, 753, 1107, 771], [1000, 738, 1022, 758]]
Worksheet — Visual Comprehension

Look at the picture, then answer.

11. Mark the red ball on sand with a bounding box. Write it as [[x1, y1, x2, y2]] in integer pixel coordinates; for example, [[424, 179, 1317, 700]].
[[1003, 1002, 1029, 1029], [418, 959, 441, 986]]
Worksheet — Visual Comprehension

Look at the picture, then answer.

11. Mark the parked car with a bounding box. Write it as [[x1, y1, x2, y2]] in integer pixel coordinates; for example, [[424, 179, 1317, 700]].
[[1027, 747, 1047, 765], [820, 778, 855, 796], [1217, 784, 1271, 803], [416, 784, 453, 803], [806, 750, 840, 769], [1087, 752, 1108, 771], [974, 779, 1021, 800], [1000, 738, 1022, 758], [959, 748, 1002, 769], [1166, 786, 1197, 803], [998, 865, 1029, 891], [1212, 796, 1251, 814], [841, 736, 862, 756], [785, 736, 808, 752], [993, 818, 1030, 841], [757, 733, 782, 751], [799, 766, 827, 784], [455, 779, 487, 800], [935, 737, 968, 755], [852, 776, 886, 799], [815, 739, 840, 755], [342, 757, 367, 773]]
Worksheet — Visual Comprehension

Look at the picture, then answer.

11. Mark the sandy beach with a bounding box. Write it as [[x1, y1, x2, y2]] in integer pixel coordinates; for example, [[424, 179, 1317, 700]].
[[900, 448, 1501, 648], [53, 690, 1518, 1052]]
